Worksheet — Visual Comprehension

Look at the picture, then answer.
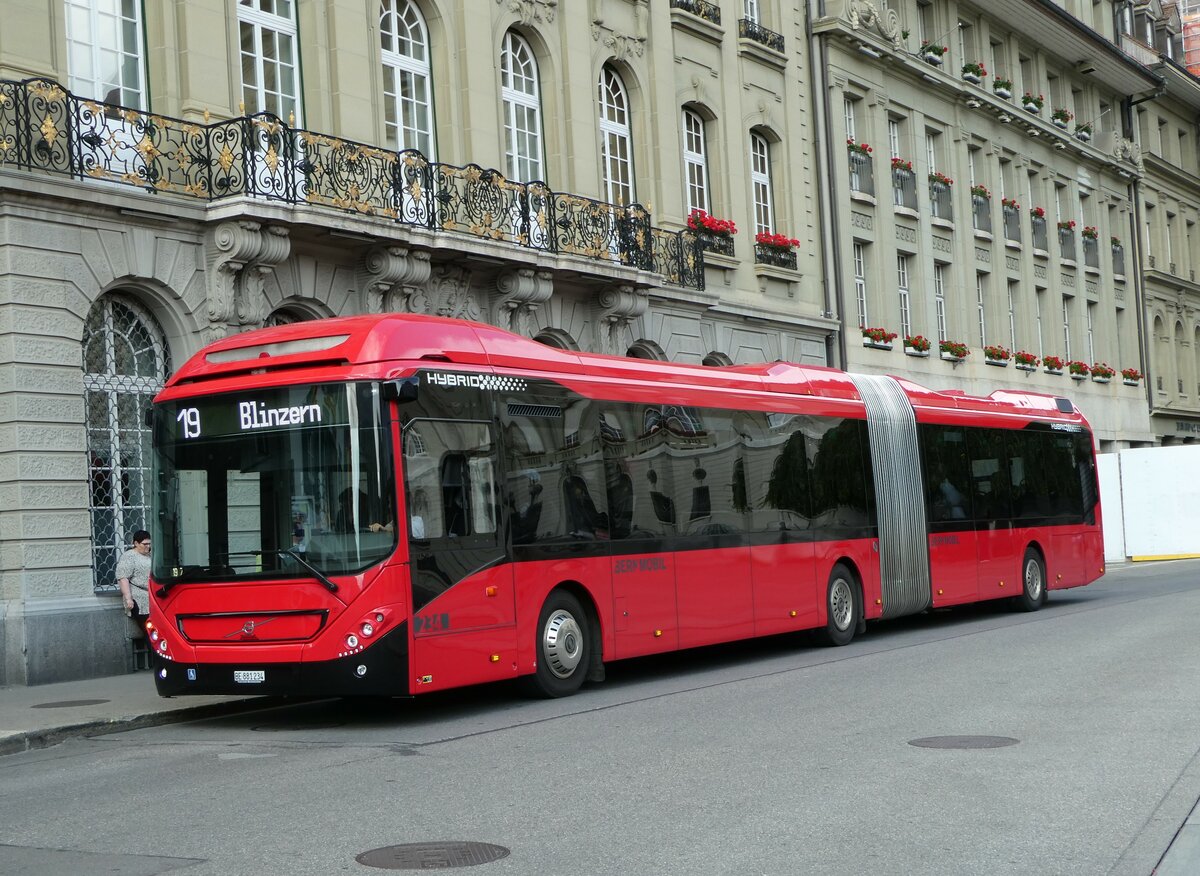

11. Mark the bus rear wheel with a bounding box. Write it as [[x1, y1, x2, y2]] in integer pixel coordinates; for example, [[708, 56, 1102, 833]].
[[526, 590, 590, 698], [821, 563, 859, 647], [1015, 548, 1047, 612]]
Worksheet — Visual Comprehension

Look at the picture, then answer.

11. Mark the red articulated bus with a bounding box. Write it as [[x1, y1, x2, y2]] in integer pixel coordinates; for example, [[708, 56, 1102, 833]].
[[147, 313, 1103, 698]]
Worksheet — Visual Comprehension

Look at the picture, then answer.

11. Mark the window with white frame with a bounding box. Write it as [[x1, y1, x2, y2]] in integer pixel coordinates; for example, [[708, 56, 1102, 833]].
[[888, 118, 901, 160], [599, 66, 635, 206], [934, 263, 947, 342], [898, 255, 912, 338], [854, 242, 869, 328], [1062, 295, 1073, 359], [682, 108, 710, 214], [380, 0, 434, 157], [926, 132, 938, 173], [750, 131, 774, 235], [1007, 280, 1018, 351], [844, 97, 857, 142], [66, 0, 146, 107], [238, 0, 302, 123], [744, 0, 761, 23], [976, 272, 987, 345], [501, 31, 544, 183], [1035, 286, 1045, 358], [1086, 301, 1096, 362]]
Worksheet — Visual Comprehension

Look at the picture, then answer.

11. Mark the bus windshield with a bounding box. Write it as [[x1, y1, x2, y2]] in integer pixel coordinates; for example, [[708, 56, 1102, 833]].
[[151, 382, 396, 584]]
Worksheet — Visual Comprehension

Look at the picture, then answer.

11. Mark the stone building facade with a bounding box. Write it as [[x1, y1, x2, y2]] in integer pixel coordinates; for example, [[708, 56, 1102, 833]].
[[1, 0, 1199, 684]]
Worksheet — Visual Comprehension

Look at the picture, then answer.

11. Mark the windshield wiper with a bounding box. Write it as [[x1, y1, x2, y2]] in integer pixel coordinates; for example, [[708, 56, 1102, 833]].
[[156, 549, 339, 596], [273, 549, 339, 593]]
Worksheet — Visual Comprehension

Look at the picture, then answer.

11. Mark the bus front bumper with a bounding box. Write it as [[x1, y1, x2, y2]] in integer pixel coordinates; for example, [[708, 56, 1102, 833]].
[[151, 622, 410, 697]]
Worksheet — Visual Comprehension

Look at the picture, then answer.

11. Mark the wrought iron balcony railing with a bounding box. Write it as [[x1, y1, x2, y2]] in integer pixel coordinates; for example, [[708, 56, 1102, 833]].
[[848, 151, 874, 197], [892, 168, 918, 211], [754, 244, 797, 270], [971, 194, 991, 234], [696, 231, 735, 258], [1003, 205, 1021, 243], [928, 179, 952, 222], [1031, 216, 1049, 251], [670, 0, 721, 25], [1083, 237, 1100, 269], [1112, 244, 1126, 276], [0, 78, 703, 290], [738, 19, 785, 53], [1058, 227, 1076, 262]]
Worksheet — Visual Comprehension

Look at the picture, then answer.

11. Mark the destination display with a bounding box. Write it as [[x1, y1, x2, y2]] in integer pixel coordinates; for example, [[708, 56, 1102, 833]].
[[157, 383, 351, 440]]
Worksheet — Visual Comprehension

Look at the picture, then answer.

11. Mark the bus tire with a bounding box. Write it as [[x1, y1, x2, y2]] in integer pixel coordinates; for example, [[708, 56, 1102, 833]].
[[821, 563, 859, 647], [527, 590, 590, 698], [1016, 547, 1047, 612]]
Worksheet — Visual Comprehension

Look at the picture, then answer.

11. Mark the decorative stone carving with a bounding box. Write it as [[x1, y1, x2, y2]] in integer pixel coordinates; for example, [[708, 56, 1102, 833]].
[[1113, 137, 1145, 174], [496, 0, 557, 25], [205, 221, 291, 342], [357, 246, 432, 314], [850, 212, 873, 230], [975, 246, 990, 263], [596, 283, 648, 355], [603, 32, 646, 60], [847, 0, 904, 51], [431, 265, 481, 321], [1061, 272, 1076, 288], [896, 226, 916, 243], [932, 237, 951, 253], [1006, 256, 1020, 271], [496, 268, 554, 335]]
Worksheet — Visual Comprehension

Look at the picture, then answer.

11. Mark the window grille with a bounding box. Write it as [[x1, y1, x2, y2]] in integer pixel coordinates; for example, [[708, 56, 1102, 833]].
[[83, 295, 170, 592]]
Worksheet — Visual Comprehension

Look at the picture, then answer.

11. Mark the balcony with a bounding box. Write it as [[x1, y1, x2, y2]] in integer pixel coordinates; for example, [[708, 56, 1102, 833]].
[[1058, 227, 1076, 262], [0, 77, 703, 290], [1032, 215, 1049, 252], [928, 178, 952, 221], [848, 151, 875, 197], [670, 0, 721, 24], [1083, 236, 1100, 270], [738, 18, 785, 53], [1112, 244, 1126, 277], [1003, 205, 1021, 244], [971, 194, 991, 234], [893, 168, 918, 211], [754, 243, 797, 270]]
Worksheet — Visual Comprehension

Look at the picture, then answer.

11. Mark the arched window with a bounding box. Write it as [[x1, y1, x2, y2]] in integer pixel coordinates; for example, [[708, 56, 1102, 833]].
[[750, 131, 774, 235], [380, 0, 435, 157], [599, 67, 635, 206], [82, 294, 171, 592], [500, 31, 544, 182], [682, 108, 710, 214]]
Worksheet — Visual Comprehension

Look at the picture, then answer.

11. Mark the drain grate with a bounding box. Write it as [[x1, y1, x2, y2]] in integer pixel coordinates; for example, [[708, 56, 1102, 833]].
[[30, 699, 110, 709], [356, 842, 510, 870], [909, 735, 1019, 749]]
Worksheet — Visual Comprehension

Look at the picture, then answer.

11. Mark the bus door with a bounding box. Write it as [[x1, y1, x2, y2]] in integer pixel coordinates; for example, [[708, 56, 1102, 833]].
[[966, 430, 1017, 600], [401, 416, 515, 688], [921, 424, 979, 606]]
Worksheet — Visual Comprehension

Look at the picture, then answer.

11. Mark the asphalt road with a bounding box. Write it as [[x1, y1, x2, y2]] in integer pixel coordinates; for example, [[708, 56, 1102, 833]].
[[3, 559, 1200, 876]]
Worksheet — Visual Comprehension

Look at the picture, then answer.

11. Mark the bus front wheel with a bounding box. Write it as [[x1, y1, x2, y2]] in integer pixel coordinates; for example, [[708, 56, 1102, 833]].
[[1015, 548, 1047, 612], [526, 590, 590, 698], [821, 563, 859, 646]]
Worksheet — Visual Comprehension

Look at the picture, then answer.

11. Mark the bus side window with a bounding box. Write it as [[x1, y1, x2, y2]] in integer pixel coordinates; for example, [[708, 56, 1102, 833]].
[[442, 454, 469, 537]]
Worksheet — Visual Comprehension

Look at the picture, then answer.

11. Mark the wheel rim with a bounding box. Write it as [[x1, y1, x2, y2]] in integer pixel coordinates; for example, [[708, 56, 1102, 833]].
[[1024, 557, 1043, 601], [542, 609, 584, 679], [830, 577, 854, 632]]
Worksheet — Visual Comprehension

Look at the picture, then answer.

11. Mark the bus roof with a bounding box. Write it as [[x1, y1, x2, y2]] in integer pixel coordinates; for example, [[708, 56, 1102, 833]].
[[161, 313, 1088, 427]]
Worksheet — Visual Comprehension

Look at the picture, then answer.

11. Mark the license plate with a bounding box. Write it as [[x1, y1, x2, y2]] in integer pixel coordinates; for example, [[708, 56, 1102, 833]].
[[233, 670, 265, 684]]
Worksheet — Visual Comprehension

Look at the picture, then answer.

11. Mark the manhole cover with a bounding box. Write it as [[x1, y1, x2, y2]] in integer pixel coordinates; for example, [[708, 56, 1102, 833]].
[[30, 699, 110, 709], [909, 735, 1019, 749], [356, 842, 510, 870], [251, 722, 345, 732]]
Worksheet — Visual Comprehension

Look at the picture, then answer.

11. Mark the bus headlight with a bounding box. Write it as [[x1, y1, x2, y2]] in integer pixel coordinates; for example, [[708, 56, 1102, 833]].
[[361, 622, 374, 637], [346, 634, 359, 649]]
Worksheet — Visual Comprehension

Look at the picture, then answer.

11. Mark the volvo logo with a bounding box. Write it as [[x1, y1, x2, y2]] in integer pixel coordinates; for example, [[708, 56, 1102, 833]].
[[241, 621, 256, 635]]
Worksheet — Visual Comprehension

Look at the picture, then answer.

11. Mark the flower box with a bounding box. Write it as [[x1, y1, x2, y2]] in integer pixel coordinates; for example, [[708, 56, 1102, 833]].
[[1091, 376, 1110, 384], [861, 326, 897, 350], [904, 335, 932, 356], [863, 339, 894, 350], [1123, 378, 1141, 386], [687, 209, 737, 238], [1016, 363, 1037, 372], [1045, 367, 1063, 375], [1075, 128, 1092, 142], [993, 84, 1013, 100], [1121, 368, 1142, 384], [923, 52, 944, 66], [939, 340, 970, 361]]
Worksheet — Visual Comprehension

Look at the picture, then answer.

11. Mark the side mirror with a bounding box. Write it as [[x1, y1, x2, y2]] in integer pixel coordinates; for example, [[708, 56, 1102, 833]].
[[384, 377, 420, 404]]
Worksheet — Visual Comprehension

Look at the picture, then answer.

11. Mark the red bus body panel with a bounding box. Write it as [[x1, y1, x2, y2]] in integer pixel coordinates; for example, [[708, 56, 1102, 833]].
[[149, 314, 1104, 698]]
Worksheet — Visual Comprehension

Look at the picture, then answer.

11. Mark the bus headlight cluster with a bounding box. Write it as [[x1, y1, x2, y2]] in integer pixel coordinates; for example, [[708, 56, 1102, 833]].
[[146, 621, 171, 659], [345, 634, 359, 649]]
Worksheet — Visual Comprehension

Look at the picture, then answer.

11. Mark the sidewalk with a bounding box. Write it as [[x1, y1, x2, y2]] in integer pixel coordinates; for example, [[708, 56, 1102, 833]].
[[0, 669, 268, 756]]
